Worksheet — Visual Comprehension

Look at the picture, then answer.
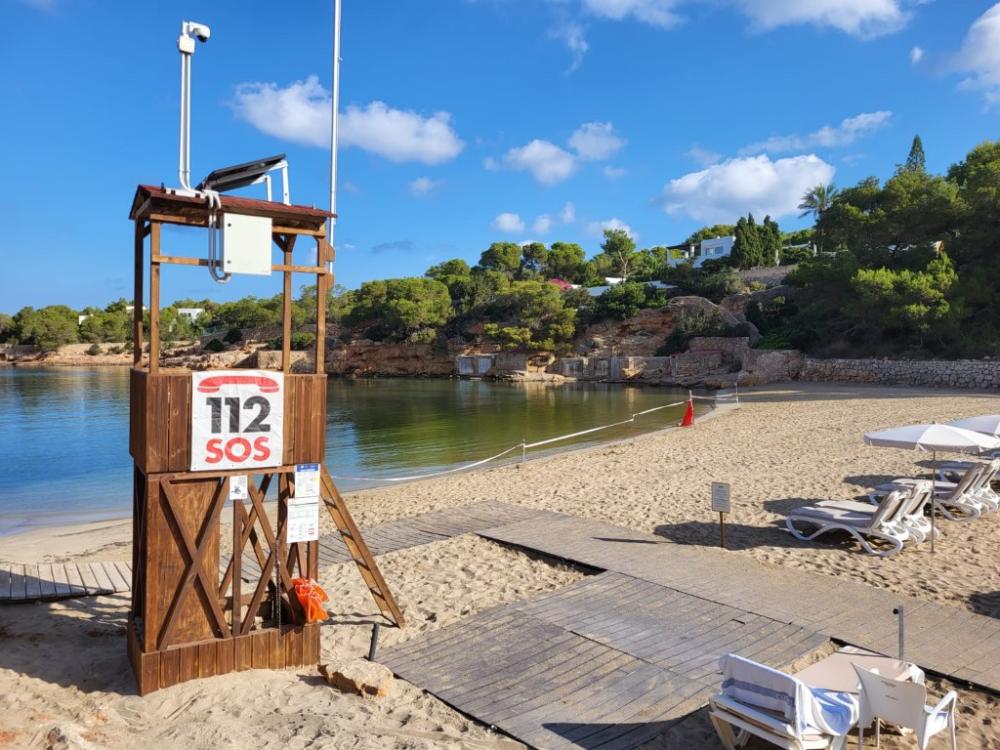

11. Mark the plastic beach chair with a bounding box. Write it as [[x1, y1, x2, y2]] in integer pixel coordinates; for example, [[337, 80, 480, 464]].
[[853, 665, 958, 750], [785, 490, 908, 556], [874, 465, 985, 522], [815, 482, 934, 544], [709, 653, 858, 750]]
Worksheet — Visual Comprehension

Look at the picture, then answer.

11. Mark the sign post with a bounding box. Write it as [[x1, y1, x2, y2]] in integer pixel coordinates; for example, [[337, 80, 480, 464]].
[[711, 482, 731, 549], [288, 463, 321, 544]]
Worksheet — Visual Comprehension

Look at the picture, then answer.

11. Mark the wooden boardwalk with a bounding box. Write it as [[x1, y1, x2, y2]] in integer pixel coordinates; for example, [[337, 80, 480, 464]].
[[478, 512, 1000, 693], [380, 572, 827, 749], [0, 501, 545, 603], [0, 561, 132, 601]]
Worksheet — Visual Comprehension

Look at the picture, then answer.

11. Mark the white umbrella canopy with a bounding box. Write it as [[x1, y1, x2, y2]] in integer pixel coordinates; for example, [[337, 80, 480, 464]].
[[947, 414, 1000, 438], [864, 423, 1000, 453]]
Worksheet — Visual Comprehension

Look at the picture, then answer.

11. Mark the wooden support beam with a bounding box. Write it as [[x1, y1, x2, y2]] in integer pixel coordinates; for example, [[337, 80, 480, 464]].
[[149, 223, 161, 374], [133, 221, 144, 365], [149, 255, 327, 275], [314, 238, 330, 375], [146, 212, 325, 237], [282, 236, 297, 374]]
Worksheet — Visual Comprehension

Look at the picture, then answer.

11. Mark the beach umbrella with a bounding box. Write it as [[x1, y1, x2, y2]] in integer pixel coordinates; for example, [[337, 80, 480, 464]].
[[864, 424, 1000, 551], [947, 414, 1000, 437]]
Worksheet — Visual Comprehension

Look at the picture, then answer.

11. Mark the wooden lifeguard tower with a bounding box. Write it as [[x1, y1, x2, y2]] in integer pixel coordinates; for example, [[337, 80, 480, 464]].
[[126, 184, 404, 695]]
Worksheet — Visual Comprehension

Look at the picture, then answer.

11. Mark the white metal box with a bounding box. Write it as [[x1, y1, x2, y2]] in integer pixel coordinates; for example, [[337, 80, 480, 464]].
[[221, 213, 273, 276]]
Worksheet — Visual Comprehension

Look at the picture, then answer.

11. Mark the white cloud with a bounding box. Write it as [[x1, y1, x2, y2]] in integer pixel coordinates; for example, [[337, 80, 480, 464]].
[[569, 122, 626, 160], [560, 202, 577, 223], [232, 76, 464, 164], [582, 0, 683, 29], [686, 144, 722, 167], [741, 111, 892, 155], [491, 212, 526, 233], [532, 214, 554, 234], [408, 177, 443, 197], [734, 0, 909, 39], [952, 3, 1000, 104], [549, 21, 589, 72], [910, 45, 924, 64], [495, 139, 577, 185], [603, 165, 627, 179], [657, 154, 836, 223], [586, 217, 638, 240]]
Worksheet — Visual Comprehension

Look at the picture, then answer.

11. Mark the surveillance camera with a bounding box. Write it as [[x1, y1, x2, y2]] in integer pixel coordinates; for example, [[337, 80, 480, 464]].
[[182, 21, 211, 43]]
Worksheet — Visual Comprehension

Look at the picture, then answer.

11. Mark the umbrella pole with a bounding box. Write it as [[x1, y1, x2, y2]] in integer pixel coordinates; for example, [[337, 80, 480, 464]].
[[930, 450, 936, 554]]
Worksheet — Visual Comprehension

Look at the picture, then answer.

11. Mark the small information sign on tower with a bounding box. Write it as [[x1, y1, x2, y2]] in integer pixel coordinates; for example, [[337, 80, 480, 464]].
[[288, 463, 321, 544], [711, 482, 731, 549]]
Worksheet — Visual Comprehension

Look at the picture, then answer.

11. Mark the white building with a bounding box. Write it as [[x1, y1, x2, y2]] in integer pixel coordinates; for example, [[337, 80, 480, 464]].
[[176, 307, 204, 322], [665, 236, 736, 268]]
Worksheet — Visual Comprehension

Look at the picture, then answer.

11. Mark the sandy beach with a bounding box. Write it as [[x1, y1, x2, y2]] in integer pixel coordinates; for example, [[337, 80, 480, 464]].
[[2, 382, 999, 749]]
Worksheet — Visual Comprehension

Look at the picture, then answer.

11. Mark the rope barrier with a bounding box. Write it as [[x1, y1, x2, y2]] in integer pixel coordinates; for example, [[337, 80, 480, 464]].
[[330, 394, 726, 484]]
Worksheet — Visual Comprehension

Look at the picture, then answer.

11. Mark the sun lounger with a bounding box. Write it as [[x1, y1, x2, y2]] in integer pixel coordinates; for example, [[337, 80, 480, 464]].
[[786, 490, 908, 556], [873, 464, 985, 522], [819, 481, 934, 543], [709, 653, 859, 750], [936, 458, 999, 512]]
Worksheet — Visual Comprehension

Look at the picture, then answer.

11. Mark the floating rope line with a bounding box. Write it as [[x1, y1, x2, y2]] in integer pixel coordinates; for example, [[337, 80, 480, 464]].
[[329, 394, 732, 484]]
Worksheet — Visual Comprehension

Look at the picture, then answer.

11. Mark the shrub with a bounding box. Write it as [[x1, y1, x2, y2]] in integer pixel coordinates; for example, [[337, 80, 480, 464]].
[[204, 338, 226, 353], [223, 327, 243, 344], [86, 343, 102, 356]]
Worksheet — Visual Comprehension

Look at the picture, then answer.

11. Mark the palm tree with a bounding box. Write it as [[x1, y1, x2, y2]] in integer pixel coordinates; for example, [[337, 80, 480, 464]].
[[798, 183, 837, 253]]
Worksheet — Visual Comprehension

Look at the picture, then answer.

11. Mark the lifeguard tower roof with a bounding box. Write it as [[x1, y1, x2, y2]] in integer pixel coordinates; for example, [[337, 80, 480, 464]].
[[129, 184, 334, 234]]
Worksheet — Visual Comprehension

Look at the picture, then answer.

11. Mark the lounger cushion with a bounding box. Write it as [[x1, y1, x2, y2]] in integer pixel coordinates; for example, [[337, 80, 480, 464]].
[[789, 505, 876, 528]]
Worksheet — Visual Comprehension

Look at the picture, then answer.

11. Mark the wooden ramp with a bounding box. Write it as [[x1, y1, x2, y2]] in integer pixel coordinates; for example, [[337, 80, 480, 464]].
[[478, 513, 1000, 693], [0, 561, 131, 601], [379, 572, 827, 749]]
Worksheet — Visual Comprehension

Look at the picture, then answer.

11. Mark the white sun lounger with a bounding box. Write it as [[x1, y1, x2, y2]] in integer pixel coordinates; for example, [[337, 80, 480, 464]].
[[819, 481, 934, 543], [709, 653, 859, 750], [873, 464, 985, 522], [935, 458, 999, 512], [786, 490, 908, 556]]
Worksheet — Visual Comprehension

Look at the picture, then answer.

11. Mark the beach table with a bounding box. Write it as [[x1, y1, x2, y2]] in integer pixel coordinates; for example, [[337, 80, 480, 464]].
[[794, 646, 924, 692]]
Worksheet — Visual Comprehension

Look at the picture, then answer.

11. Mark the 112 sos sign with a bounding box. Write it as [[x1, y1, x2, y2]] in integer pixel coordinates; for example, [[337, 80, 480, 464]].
[[191, 371, 284, 471]]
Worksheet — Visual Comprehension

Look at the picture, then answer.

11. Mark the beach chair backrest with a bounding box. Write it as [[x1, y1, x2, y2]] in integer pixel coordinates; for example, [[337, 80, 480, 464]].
[[853, 665, 927, 729], [901, 481, 932, 518], [950, 464, 984, 500], [979, 458, 1000, 488], [871, 490, 906, 528], [719, 653, 800, 722]]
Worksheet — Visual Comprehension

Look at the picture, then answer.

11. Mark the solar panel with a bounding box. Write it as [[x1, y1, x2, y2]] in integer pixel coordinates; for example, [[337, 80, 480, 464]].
[[196, 154, 287, 193]]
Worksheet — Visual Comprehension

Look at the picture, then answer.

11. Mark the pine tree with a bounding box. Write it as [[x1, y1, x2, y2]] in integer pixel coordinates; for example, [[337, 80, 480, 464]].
[[902, 134, 926, 173], [733, 213, 765, 268], [761, 215, 782, 266]]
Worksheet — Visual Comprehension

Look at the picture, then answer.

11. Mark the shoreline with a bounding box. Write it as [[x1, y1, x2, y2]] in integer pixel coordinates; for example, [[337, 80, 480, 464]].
[[0, 394, 723, 550]]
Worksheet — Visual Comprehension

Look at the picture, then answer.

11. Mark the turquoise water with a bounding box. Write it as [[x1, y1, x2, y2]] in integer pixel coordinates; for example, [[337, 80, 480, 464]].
[[0, 368, 701, 535]]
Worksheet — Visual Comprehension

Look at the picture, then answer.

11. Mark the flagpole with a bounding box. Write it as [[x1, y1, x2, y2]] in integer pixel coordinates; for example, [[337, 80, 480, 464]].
[[328, 0, 342, 252]]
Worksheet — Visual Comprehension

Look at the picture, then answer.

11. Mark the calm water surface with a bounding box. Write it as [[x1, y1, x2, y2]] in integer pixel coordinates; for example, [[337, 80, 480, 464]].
[[0, 368, 700, 535]]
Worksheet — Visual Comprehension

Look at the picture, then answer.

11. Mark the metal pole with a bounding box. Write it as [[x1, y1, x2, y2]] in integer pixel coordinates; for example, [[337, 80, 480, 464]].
[[368, 623, 381, 661], [893, 606, 905, 661], [328, 0, 342, 251], [930, 451, 936, 553]]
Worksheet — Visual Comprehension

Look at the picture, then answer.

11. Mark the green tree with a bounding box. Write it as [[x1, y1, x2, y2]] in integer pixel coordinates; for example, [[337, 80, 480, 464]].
[[14, 305, 80, 351], [850, 253, 957, 345], [543, 242, 587, 283], [900, 134, 926, 174], [79, 309, 130, 342], [593, 282, 649, 320], [0, 313, 14, 342], [798, 183, 838, 252], [732, 213, 764, 268], [597, 228, 637, 280], [519, 242, 549, 278], [478, 242, 522, 279], [485, 280, 576, 350], [760, 215, 782, 267], [425, 258, 471, 281], [348, 277, 452, 342]]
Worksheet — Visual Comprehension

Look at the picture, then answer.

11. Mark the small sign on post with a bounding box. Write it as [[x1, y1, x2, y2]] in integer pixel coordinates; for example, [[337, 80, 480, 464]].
[[228, 475, 249, 501], [711, 482, 731, 549]]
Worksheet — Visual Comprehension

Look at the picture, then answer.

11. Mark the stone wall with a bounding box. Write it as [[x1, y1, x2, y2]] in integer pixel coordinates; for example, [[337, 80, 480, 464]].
[[799, 358, 1000, 390]]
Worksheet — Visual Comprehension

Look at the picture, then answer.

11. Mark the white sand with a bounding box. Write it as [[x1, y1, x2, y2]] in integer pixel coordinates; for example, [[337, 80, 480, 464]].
[[1, 382, 998, 749]]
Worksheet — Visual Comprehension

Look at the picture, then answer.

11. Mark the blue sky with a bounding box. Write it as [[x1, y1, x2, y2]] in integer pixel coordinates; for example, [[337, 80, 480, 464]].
[[2, 0, 998, 311]]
